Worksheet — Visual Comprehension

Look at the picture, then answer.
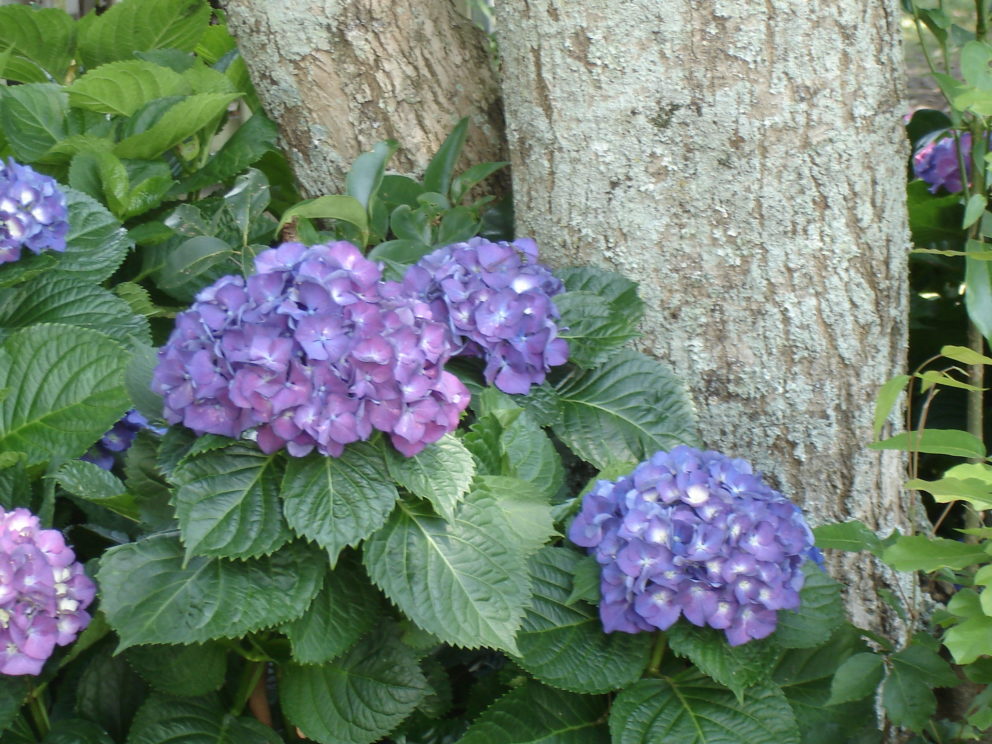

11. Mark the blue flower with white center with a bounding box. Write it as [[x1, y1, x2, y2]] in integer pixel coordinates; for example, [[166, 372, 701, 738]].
[[568, 445, 814, 646]]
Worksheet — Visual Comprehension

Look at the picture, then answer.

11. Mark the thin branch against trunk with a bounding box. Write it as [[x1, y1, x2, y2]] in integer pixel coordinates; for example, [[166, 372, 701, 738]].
[[223, 0, 506, 198]]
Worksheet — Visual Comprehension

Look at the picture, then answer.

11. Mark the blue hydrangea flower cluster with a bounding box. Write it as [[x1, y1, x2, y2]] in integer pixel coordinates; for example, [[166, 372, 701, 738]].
[[81, 410, 163, 470], [0, 159, 69, 265], [151, 241, 470, 457], [0, 508, 95, 676], [568, 446, 814, 646], [913, 132, 970, 194], [403, 237, 568, 394]]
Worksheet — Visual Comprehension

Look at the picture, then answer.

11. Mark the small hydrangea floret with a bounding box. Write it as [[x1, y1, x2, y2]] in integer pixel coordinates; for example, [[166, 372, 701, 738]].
[[0, 508, 95, 675], [568, 445, 814, 646], [151, 241, 470, 457], [403, 237, 568, 394], [81, 410, 163, 470], [913, 132, 970, 194], [0, 159, 69, 265]]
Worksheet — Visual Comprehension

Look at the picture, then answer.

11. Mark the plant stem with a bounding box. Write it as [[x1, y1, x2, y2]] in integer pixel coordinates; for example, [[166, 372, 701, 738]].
[[26, 686, 49, 739], [647, 632, 667, 676], [230, 661, 265, 717]]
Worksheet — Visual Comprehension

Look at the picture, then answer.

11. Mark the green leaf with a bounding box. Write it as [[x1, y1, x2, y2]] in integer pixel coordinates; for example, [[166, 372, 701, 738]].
[[0, 275, 149, 345], [966, 239, 992, 345], [668, 624, 781, 700], [280, 628, 428, 744], [944, 611, 992, 664], [916, 369, 985, 392], [390, 205, 432, 244], [378, 174, 424, 208], [75, 640, 149, 741], [0, 6, 75, 83], [869, 428, 986, 459], [882, 534, 988, 571], [362, 493, 530, 653], [965, 196, 988, 229], [69, 60, 189, 116], [158, 235, 234, 291], [0, 325, 129, 466], [882, 645, 948, 733], [555, 266, 644, 367], [892, 643, 959, 688], [609, 672, 800, 744], [77, 0, 211, 69], [384, 434, 475, 520], [771, 565, 844, 649], [366, 239, 435, 267], [125, 343, 165, 427], [0, 677, 28, 735], [424, 118, 468, 197], [172, 113, 278, 194], [873, 375, 910, 439], [565, 554, 601, 606], [283, 553, 381, 665], [278, 194, 368, 234], [54, 186, 133, 282], [470, 475, 556, 557], [515, 547, 651, 693], [345, 139, 398, 210], [281, 443, 398, 565], [450, 161, 509, 204], [826, 652, 884, 706], [456, 681, 609, 744], [172, 443, 292, 560], [962, 41, 992, 89], [127, 693, 281, 744], [553, 350, 698, 470], [124, 642, 228, 697], [114, 92, 240, 160], [435, 206, 481, 246], [42, 720, 113, 744], [813, 520, 884, 555], [908, 464, 992, 509], [941, 344, 992, 366], [0, 83, 67, 162], [52, 460, 138, 521], [97, 535, 324, 649]]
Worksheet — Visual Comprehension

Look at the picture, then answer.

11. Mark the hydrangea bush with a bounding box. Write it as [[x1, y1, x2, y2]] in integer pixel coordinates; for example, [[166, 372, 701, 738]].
[[0, 1, 874, 743]]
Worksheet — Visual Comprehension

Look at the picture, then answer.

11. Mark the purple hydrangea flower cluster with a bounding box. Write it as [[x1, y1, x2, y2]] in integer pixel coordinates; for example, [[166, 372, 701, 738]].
[[151, 241, 470, 457], [568, 446, 814, 646], [403, 237, 568, 394], [0, 508, 95, 676], [0, 159, 69, 265], [81, 410, 162, 471], [913, 132, 970, 194]]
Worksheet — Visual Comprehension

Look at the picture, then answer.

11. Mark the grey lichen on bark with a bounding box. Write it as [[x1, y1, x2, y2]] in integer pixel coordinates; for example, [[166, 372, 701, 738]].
[[223, 0, 505, 197], [497, 0, 915, 638]]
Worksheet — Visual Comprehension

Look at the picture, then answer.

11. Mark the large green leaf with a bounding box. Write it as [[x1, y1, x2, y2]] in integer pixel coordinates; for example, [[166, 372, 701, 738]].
[[280, 628, 428, 744], [172, 443, 292, 560], [97, 535, 324, 649], [69, 60, 190, 116], [668, 624, 781, 700], [75, 640, 149, 741], [609, 672, 800, 744], [0, 6, 75, 83], [553, 350, 698, 469], [282, 553, 381, 665], [53, 187, 133, 282], [114, 92, 240, 160], [384, 434, 475, 520], [172, 113, 278, 194], [0, 324, 129, 466], [128, 693, 281, 744], [771, 565, 844, 649], [455, 681, 609, 744], [869, 428, 986, 459], [515, 547, 651, 693], [469, 475, 556, 558], [125, 642, 228, 697], [882, 534, 988, 571], [0, 275, 149, 345], [52, 460, 138, 521], [77, 0, 211, 69], [423, 118, 467, 197], [362, 494, 530, 653], [281, 443, 398, 564], [0, 83, 67, 162], [554, 267, 643, 368]]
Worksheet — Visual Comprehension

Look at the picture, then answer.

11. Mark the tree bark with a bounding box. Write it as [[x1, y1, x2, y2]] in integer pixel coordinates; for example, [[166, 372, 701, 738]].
[[223, 0, 505, 197], [497, 0, 915, 637]]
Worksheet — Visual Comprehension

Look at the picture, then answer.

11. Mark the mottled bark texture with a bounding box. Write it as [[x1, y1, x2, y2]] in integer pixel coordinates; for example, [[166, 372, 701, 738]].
[[497, 0, 915, 636], [224, 0, 505, 197]]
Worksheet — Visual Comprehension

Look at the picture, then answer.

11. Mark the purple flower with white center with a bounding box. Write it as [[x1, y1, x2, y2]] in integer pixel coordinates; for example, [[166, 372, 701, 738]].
[[913, 132, 971, 194], [0, 508, 94, 675], [0, 159, 69, 265], [403, 237, 569, 394], [151, 241, 470, 458], [568, 445, 814, 646], [80, 410, 164, 471]]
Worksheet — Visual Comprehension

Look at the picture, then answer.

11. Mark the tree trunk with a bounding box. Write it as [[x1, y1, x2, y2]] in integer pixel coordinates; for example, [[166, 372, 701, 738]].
[[223, 0, 505, 198], [497, 0, 915, 638]]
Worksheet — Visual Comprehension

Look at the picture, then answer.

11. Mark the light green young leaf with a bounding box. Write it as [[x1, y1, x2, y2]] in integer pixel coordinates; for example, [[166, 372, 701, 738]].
[[873, 374, 910, 438], [882, 535, 988, 571], [869, 428, 986, 459], [113, 92, 240, 160], [278, 194, 368, 234], [964, 195, 988, 229], [68, 60, 189, 116], [826, 653, 884, 706], [813, 520, 884, 555], [0, 5, 76, 83], [0, 82, 67, 162], [941, 344, 992, 366]]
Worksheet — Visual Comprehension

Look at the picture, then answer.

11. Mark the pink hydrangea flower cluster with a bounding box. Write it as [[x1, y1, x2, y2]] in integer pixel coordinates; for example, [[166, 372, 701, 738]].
[[0, 508, 95, 676], [151, 241, 470, 457]]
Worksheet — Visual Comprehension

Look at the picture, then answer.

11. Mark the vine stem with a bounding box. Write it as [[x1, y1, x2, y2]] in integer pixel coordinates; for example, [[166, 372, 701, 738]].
[[647, 632, 667, 676], [230, 661, 265, 718]]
